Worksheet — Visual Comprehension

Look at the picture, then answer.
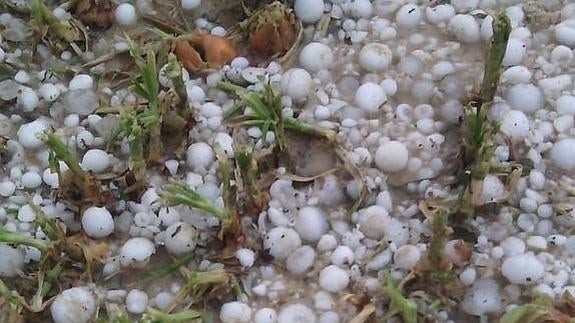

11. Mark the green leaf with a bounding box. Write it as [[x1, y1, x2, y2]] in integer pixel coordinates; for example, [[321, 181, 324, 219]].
[[383, 271, 418, 323]]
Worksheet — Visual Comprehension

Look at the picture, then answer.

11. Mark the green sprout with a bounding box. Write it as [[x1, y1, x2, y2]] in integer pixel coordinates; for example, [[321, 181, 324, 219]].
[[42, 131, 84, 178], [107, 43, 162, 177], [382, 271, 418, 323], [161, 182, 228, 220], [28, 0, 86, 50], [218, 81, 336, 153]]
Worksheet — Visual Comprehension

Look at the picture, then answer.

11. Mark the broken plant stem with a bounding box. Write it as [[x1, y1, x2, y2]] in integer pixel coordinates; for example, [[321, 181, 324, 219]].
[[427, 210, 451, 283], [166, 268, 230, 313], [0, 227, 48, 253]]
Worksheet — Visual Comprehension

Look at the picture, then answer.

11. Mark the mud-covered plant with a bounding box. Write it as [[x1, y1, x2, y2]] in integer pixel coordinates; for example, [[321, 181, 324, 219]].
[[234, 146, 266, 212], [43, 131, 110, 208], [28, 0, 87, 52], [165, 268, 231, 313], [218, 81, 336, 152]]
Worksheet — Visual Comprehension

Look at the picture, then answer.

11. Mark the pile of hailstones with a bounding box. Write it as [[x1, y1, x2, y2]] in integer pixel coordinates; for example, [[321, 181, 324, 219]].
[[2, 0, 575, 322]]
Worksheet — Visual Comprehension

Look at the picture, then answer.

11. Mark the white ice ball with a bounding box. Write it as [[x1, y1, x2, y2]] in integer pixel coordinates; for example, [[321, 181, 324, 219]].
[[278, 304, 316, 323], [375, 141, 409, 173], [164, 222, 198, 255], [500, 110, 529, 139], [181, 0, 201, 10], [550, 138, 575, 171], [319, 265, 349, 292], [0, 244, 24, 277], [281, 68, 313, 101], [286, 245, 316, 274], [294, 206, 329, 242], [555, 19, 575, 48], [448, 14, 480, 43], [294, 0, 324, 24], [120, 237, 156, 267], [396, 4, 422, 29], [263, 226, 302, 260], [501, 253, 544, 285], [115, 3, 137, 26], [255, 308, 278, 323], [68, 74, 93, 91], [393, 244, 421, 269], [502, 38, 526, 66], [17, 86, 39, 112], [81, 149, 110, 173], [186, 142, 214, 171], [556, 95, 575, 115], [505, 83, 543, 113], [82, 206, 114, 238], [220, 302, 252, 323], [50, 287, 96, 323], [126, 289, 148, 314], [358, 205, 389, 240], [461, 279, 502, 316], [354, 82, 386, 113], [299, 42, 333, 73], [358, 43, 392, 72], [17, 120, 48, 149], [235, 248, 256, 267]]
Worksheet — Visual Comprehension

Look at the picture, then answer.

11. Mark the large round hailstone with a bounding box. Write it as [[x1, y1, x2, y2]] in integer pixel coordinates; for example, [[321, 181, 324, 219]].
[[120, 237, 156, 267], [505, 83, 543, 113], [50, 287, 96, 323], [500, 110, 529, 139], [354, 82, 386, 113], [395, 4, 422, 29], [501, 38, 526, 66], [220, 301, 252, 323], [448, 14, 480, 43], [263, 226, 302, 259], [480, 175, 504, 203], [164, 222, 198, 255], [394, 245, 421, 270], [383, 218, 410, 246], [186, 142, 214, 170], [299, 42, 333, 73], [181, 0, 201, 10], [294, 0, 324, 24], [82, 206, 114, 238], [278, 304, 317, 323], [358, 205, 389, 240], [358, 43, 393, 72], [286, 245, 316, 274], [375, 141, 409, 173], [556, 95, 575, 115], [555, 19, 575, 48], [81, 149, 110, 173], [294, 206, 329, 242], [17, 120, 47, 149], [281, 68, 313, 101], [461, 279, 503, 316], [501, 253, 544, 285], [550, 138, 575, 171], [115, 3, 137, 26], [0, 244, 24, 277], [319, 265, 349, 292]]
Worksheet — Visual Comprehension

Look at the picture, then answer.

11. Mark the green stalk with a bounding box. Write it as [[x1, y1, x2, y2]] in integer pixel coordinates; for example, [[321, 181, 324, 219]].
[[143, 252, 195, 280], [285, 118, 336, 141], [161, 182, 228, 220], [142, 308, 201, 323], [382, 271, 418, 323], [0, 228, 48, 253], [479, 12, 511, 105], [41, 132, 84, 178]]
